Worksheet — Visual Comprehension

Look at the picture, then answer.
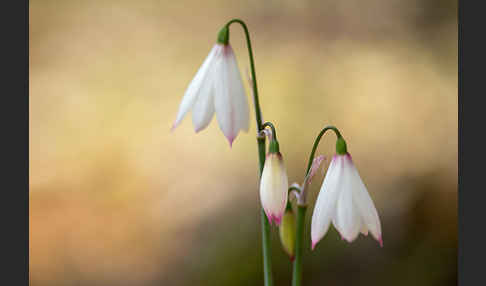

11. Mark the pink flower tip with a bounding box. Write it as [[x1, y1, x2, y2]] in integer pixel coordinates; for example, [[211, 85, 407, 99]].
[[170, 122, 178, 132], [273, 215, 282, 226], [311, 241, 317, 251], [227, 136, 235, 148], [264, 211, 282, 226], [378, 236, 383, 247]]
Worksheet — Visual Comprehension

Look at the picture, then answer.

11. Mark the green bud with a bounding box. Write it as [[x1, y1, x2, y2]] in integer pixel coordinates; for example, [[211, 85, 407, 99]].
[[279, 208, 296, 260], [268, 140, 280, 154], [336, 136, 347, 155], [217, 26, 229, 45]]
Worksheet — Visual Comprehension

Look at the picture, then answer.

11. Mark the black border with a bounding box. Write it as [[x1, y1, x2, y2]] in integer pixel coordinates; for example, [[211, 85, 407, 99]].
[[1, 0, 29, 284], [0, 0, 471, 284], [458, 0, 485, 285]]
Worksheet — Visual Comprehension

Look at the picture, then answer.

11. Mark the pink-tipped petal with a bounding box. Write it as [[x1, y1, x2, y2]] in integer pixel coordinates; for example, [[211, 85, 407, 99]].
[[214, 44, 249, 143], [273, 214, 283, 226], [264, 209, 276, 225], [311, 241, 317, 251], [174, 45, 219, 132], [170, 122, 178, 132], [310, 156, 343, 250], [347, 156, 382, 244], [227, 135, 235, 148], [333, 171, 361, 243]]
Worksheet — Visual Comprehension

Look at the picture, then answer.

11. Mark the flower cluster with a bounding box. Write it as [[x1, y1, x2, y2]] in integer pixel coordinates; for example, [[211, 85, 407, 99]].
[[173, 19, 383, 286]]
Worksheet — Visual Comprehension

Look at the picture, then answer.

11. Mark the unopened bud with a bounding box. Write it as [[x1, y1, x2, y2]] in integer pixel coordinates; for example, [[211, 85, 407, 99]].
[[259, 146, 288, 225], [279, 208, 296, 260]]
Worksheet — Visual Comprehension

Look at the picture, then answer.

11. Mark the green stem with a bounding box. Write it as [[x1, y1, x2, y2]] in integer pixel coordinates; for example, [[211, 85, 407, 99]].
[[261, 122, 277, 141], [305, 126, 342, 174], [226, 19, 273, 286], [226, 19, 264, 130], [288, 186, 302, 195], [258, 138, 273, 286], [292, 205, 307, 286], [292, 125, 342, 286]]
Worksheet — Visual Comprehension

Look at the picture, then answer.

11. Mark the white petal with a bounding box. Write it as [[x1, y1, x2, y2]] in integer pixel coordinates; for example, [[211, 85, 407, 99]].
[[310, 155, 343, 249], [360, 223, 369, 236], [259, 153, 289, 225], [345, 155, 382, 243], [173, 45, 219, 129], [225, 45, 249, 132], [192, 82, 215, 132], [214, 44, 249, 145], [333, 161, 362, 242]]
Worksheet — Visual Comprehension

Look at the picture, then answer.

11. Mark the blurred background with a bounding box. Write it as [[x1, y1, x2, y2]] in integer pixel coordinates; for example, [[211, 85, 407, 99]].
[[29, 0, 457, 285]]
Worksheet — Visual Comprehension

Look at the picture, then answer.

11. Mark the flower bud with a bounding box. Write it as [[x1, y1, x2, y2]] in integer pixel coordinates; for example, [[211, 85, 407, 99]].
[[259, 140, 289, 225], [279, 208, 296, 260]]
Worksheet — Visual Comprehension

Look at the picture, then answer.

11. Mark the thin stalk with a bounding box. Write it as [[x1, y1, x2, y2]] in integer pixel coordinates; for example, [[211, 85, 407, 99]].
[[292, 205, 307, 286], [226, 18, 273, 286], [262, 122, 277, 141], [305, 126, 342, 174], [226, 19, 264, 129], [292, 125, 343, 286], [288, 186, 302, 195]]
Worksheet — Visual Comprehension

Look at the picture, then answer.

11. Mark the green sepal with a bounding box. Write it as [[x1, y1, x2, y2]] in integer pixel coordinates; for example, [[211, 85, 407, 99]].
[[285, 201, 292, 211], [336, 137, 348, 155], [217, 26, 229, 45], [268, 140, 280, 154]]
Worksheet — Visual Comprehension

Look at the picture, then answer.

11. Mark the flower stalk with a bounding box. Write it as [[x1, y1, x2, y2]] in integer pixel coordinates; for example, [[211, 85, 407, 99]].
[[292, 205, 306, 286], [292, 126, 343, 286], [223, 18, 273, 286]]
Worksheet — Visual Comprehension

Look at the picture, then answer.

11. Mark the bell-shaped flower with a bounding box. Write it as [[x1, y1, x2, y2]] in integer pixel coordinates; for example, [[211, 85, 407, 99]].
[[172, 37, 249, 146], [311, 138, 382, 249], [259, 140, 289, 225]]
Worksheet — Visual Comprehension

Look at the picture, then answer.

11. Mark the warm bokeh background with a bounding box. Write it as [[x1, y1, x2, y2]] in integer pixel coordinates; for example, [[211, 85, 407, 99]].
[[29, 0, 457, 285]]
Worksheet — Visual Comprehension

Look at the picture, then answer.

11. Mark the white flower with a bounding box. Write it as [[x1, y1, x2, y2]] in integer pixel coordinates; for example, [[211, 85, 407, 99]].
[[259, 152, 289, 225], [172, 43, 249, 146], [311, 154, 382, 249]]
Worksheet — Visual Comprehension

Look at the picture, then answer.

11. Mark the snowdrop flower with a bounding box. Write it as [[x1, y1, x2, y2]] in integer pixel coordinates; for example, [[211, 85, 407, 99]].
[[311, 137, 382, 249], [259, 140, 289, 225], [172, 26, 249, 146]]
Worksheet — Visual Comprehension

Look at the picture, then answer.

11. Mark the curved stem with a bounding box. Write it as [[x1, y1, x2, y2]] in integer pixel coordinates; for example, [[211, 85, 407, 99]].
[[305, 126, 342, 175], [292, 125, 342, 286], [262, 122, 277, 141], [225, 18, 273, 286], [288, 185, 302, 194], [226, 19, 263, 132]]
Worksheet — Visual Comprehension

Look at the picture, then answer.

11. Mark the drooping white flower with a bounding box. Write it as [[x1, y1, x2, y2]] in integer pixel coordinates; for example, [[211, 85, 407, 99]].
[[259, 149, 289, 226], [311, 153, 382, 249], [172, 43, 249, 146]]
